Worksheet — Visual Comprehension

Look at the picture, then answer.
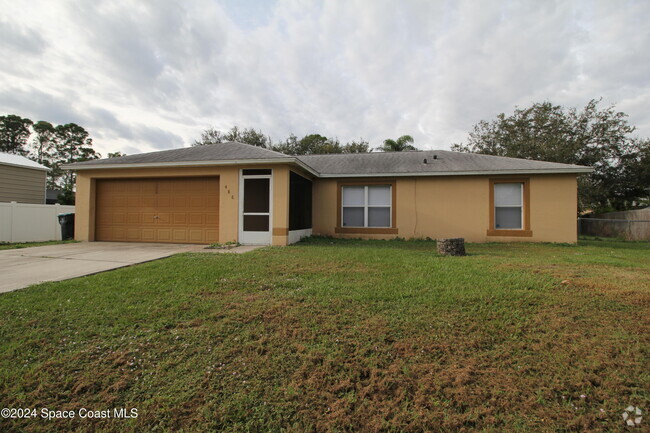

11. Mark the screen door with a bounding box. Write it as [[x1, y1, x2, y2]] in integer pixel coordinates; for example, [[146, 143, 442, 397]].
[[238, 169, 272, 245]]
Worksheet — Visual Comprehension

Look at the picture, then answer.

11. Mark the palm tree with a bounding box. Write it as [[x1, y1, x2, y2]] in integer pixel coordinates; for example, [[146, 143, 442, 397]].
[[380, 135, 417, 152]]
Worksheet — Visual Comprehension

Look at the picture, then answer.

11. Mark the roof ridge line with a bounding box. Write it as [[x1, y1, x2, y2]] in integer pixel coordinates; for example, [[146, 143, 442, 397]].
[[298, 149, 446, 157]]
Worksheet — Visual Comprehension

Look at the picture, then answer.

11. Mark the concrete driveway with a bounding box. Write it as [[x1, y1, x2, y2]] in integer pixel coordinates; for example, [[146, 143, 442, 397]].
[[0, 242, 206, 293]]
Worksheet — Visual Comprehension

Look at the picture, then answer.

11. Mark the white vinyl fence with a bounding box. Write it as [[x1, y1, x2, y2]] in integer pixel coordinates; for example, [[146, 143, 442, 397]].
[[0, 202, 75, 243]]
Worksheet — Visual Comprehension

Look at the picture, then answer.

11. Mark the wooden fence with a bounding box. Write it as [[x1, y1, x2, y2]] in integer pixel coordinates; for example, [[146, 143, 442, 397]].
[[579, 208, 650, 241]]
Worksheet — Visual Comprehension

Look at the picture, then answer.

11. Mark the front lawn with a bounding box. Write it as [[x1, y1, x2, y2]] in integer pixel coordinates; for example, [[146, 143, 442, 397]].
[[0, 238, 648, 432], [0, 240, 77, 250]]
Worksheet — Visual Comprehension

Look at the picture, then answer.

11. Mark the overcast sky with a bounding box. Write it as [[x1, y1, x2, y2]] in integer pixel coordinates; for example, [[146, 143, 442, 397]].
[[1, 0, 649, 156]]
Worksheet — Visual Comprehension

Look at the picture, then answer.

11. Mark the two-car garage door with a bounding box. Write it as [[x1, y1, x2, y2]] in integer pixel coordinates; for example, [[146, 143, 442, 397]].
[[95, 177, 219, 244]]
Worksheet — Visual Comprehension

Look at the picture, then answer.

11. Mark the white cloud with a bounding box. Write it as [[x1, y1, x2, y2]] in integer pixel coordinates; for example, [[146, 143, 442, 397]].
[[0, 0, 648, 156]]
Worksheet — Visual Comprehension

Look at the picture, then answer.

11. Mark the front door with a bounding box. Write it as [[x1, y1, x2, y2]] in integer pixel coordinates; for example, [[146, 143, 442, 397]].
[[238, 169, 272, 245]]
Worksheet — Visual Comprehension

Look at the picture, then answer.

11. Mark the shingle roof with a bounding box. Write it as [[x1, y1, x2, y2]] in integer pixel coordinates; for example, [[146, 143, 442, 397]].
[[67, 141, 288, 167], [297, 150, 592, 176], [64, 141, 592, 176], [0, 152, 49, 171]]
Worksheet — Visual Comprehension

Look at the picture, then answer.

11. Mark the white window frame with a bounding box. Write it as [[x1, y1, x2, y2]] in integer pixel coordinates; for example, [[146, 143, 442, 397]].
[[494, 182, 523, 230], [341, 185, 392, 228]]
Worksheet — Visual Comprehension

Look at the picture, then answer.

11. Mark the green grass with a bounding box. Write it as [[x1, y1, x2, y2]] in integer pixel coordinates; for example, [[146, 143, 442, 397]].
[[0, 238, 648, 432], [0, 240, 77, 250]]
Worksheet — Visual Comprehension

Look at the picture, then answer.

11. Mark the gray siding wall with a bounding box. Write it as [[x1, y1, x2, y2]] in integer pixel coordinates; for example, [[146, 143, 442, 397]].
[[0, 164, 47, 204]]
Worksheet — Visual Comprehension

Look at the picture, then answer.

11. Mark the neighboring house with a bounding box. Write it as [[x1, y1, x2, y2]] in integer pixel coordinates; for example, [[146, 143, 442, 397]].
[[0, 152, 49, 204], [46, 189, 75, 205], [46, 189, 63, 204], [64, 142, 592, 245]]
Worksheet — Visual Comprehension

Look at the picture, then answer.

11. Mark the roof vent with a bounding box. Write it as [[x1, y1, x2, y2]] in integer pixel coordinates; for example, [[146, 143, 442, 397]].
[[423, 158, 428, 164], [433, 154, 438, 160]]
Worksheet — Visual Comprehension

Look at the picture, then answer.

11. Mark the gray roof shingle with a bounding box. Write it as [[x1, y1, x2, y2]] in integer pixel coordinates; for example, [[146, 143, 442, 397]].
[[67, 141, 288, 167], [65, 141, 592, 176], [297, 150, 592, 176]]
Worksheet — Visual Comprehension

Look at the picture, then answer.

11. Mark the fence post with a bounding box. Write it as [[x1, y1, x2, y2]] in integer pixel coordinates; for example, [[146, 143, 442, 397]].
[[54, 203, 61, 240], [627, 220, 632, 241], [10, 201, 17, 243]]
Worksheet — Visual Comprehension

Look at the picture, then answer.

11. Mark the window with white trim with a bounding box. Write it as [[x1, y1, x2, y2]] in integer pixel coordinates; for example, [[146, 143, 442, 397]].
[[342, 185, 391, 228], [494, 183, 523, 229]]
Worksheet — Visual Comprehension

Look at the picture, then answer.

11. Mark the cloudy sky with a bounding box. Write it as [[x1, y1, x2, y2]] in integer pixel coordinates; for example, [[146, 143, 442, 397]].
[[1, 0, 649, 156]]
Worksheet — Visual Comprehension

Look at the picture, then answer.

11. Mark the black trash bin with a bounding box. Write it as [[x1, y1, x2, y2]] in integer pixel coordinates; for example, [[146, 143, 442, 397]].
[[58, 213, 75, 240]]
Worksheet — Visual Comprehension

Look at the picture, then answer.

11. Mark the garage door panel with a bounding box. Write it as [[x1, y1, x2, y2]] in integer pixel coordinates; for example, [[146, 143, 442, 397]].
[[142, 213, 156, 224], [173, 197, 187, 208], [113, 213, 126, 224], [189, 213, 204, 224], [173, 213, 187, 224], [126, 212, 141, 224], [95, 177, 219, 244], [206, 213, 219, 225], [141, 229, 156, 241], [140, 182, 156, 194], [102, 227, 125, 240], [95, 212, 108, 225], [188, 229, 203, 242], [112, 196, 127, 207], [189, 197, 203, 208], [142, 196, 155, 207], [172, 229, 188, 242], [126, 196, 139, 207], [126, 228, 141, 241], [157, 181, 173, 194], [157, 196, 171, 207], [157, 213, 171, 224], [157, 229, 172, 241], [172, 181, 188, 193], [205, 230, 219, 243]]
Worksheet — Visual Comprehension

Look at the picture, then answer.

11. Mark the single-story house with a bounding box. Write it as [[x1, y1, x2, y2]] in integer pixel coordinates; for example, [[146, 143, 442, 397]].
[[46, 189, 71, 205], [64, 142, 592, 245], [0, 152, 49, 204]]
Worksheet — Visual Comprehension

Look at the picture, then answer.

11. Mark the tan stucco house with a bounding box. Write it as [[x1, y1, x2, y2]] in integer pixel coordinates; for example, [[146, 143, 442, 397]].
[[64, 142, 592, 246]]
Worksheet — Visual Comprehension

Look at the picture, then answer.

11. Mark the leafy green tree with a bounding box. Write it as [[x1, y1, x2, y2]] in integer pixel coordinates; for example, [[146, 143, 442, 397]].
[[380, 135, 417, 152], [273, 134, 343, 155], [0, 114, 33, 155], [342, 139, 371, 153], [108, 151, 126, 158], [31, 120, 56, 164], [274, 134, 373, 155], [451, 99, 648, 211], [56, 190, 76, 206], [300, 134, 341, 154], [272, 134, 299, 154], [193, 126, 273, 148], [616, 139, 650, 208], [194, 126, 372, 156], [227, 127, 273, 149], [192, 127, 225, 146], [50, 123, 100, 201]]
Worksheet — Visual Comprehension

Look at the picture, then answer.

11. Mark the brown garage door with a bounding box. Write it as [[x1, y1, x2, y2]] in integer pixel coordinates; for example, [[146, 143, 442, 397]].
[[95, 177, 219, 244]]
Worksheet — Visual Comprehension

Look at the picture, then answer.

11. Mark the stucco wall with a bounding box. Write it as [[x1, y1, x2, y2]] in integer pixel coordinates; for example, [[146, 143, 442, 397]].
[[74, 164, 293, 245], [75, 168, 579, 245], [0, 164, 47, 204], [313, 174, 579, 243], [271, 166, 289, 246]]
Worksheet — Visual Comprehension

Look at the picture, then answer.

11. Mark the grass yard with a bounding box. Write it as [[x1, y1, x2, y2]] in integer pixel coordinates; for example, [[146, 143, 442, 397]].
[[0, 240, 77, 250], [0, 238, 648, 432]]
